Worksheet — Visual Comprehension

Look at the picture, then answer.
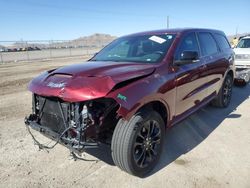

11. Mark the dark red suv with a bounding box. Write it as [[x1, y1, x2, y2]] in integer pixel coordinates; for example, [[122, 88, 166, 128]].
[[25, 28, 235, 177]]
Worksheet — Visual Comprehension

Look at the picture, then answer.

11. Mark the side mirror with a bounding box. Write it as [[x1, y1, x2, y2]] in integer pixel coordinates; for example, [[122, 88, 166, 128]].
[[174, 51, 199, 65]]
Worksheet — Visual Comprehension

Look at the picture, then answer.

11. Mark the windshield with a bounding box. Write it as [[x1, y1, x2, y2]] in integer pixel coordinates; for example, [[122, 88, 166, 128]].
[[92, 34, 176, 63], [236, 38, 250, 48]]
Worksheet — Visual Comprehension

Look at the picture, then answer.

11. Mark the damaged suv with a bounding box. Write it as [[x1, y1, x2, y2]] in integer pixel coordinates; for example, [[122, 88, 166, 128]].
[[25, 28, 235, 177]]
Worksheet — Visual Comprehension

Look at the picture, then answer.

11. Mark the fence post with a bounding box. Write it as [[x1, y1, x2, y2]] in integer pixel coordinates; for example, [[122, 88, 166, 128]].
[[0, 52, 3, 64], [69, 41, 72, 57], [49, 40, 52, 58], [86, 40, 89, 55], [26, 41, 30, 61]]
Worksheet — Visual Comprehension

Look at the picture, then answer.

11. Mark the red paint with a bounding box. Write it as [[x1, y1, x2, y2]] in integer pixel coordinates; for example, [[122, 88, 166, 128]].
[[29, 61, 155, 101], [28, 28, 235, 127]]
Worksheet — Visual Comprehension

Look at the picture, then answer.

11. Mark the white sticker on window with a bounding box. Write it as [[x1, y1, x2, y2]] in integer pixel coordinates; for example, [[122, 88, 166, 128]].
[[149, 36, 166, 44]]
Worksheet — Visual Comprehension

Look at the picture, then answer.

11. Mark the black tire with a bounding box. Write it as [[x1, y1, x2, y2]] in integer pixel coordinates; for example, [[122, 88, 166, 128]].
[[212, 74, 233, 108], [111, 110, 165, 177]]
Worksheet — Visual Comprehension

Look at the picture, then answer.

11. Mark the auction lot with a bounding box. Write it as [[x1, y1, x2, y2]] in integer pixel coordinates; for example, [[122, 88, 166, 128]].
[[0, 48, 100, 63], [0, 57, 249, 188]]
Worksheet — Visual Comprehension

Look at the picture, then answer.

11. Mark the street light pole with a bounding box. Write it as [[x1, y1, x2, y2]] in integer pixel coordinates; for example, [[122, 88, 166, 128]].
[[167, 16, 169, 29]]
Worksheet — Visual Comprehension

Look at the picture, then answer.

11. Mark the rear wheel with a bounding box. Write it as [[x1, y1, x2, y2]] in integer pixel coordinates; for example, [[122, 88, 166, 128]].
[[212, 74, 233, 107], [111, 110, 165, 177]]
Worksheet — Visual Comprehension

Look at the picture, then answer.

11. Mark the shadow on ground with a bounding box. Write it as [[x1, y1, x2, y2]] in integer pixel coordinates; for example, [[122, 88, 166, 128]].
[[85, 84, 250, 176]]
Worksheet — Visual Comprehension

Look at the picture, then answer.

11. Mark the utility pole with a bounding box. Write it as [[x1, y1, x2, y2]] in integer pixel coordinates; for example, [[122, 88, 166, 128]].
[[167, 16, 169, 29], [235, 26, 238, 37]]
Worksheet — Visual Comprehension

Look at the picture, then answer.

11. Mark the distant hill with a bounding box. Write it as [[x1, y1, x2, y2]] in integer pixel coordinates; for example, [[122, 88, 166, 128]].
[[51, 33, 116, 48], [5, 33, 117, 49], [72, 33, 117, 47]]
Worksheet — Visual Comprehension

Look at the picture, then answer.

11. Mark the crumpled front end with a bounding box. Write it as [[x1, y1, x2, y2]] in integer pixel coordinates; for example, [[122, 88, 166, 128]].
[[25, 94, 119, 153], [25, 61, 155, 153], [28, 72, 117, 102]]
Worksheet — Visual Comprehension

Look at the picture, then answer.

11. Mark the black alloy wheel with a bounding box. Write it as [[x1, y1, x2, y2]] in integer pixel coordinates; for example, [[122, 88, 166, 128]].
[[111, 110, 165, 177]]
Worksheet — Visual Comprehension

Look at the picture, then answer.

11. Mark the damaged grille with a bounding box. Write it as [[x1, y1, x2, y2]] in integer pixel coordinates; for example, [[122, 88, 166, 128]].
[[35, 95, 69, 134], [26, 94, 119, 152], [32, 94, 119, 138]]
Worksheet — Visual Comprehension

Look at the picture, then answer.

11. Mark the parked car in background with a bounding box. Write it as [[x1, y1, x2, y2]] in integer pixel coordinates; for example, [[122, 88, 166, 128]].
[[234, 36, 250, 85], [0, 48, 7, 52], [25, 28, 235, 177], [3, 46, 42, 52]]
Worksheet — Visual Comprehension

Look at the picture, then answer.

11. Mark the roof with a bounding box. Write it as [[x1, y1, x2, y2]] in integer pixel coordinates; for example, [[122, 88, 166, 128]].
[[124, 28, 225, 37], [241, 36, 250, 39]]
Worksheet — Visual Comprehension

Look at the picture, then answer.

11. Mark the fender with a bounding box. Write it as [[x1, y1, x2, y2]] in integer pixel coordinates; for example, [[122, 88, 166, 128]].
[[106, 68, 177, 123]]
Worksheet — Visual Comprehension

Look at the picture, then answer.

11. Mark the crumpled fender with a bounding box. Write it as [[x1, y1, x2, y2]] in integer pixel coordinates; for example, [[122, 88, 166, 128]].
[[106, 71, 176, 121]]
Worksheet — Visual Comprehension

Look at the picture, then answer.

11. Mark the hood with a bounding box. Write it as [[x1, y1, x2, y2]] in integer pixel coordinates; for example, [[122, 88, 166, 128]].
[[28, 61, 155, 102], [234, 48, 250, 54]]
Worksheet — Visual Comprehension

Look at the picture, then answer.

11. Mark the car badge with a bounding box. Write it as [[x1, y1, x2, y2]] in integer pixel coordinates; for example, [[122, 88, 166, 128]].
[[47, 82, 65, 88]]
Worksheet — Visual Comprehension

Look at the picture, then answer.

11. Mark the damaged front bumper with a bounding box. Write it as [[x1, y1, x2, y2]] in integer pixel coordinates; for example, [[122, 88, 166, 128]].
[[24, 94, 118, 154], [24, 114, 99, 154], [235, 68, 250, 83]]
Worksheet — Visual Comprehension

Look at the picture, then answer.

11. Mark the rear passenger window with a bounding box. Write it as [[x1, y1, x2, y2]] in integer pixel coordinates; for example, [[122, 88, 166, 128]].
[[198, 32, 218, 56], [214, 34, 231, 51]]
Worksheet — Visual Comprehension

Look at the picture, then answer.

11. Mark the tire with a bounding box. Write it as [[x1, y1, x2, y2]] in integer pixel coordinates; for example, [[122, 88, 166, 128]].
[[212, 74, 233, 108], [111, 110, 165, 177]]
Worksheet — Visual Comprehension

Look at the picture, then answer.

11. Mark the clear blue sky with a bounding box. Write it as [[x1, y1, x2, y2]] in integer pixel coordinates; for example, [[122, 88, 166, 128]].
[[0, 0, 249, 40]]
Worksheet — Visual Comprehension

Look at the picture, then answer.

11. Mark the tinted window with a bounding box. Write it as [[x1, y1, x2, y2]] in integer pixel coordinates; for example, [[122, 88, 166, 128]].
[[236, 38, 250, 48], [105, 40, 130, 58], [198, 32, 218, 56], [175, 32, 199, 60], [214, 34, 231, 50], [92, 34, 176, 63]]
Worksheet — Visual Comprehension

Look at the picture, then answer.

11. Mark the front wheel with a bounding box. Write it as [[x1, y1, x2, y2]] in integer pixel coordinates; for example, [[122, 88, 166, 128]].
[[111, 110, 165, 177], [212, 74, 233, 108]]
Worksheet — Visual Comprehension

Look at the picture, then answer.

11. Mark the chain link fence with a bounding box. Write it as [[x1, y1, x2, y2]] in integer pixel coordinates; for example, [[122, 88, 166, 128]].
[[0, 39, 110, 63]]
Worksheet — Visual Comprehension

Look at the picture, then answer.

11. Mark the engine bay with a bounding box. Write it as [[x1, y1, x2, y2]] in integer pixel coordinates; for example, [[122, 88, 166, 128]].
[[25, 94, 119, 153]]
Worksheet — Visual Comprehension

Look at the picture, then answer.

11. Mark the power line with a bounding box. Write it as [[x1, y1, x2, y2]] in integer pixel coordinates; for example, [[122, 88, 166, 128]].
[[15, 0, 164, 19]]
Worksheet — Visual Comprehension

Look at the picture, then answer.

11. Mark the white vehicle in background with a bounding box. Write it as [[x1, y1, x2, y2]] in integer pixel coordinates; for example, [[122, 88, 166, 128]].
[[234, 36, 250, 86]]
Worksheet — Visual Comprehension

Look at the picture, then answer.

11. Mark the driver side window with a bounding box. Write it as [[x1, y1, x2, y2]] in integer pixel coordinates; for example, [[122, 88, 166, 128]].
[[175, 32, 199, 60]]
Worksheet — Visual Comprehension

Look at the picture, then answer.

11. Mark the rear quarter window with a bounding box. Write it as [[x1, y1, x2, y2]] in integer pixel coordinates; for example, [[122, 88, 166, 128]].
[[198, 32, 219, 56], [214, 34, 231, 51]]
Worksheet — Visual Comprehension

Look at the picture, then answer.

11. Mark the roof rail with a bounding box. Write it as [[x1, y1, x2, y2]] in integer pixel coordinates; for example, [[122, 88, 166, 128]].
[[239, 35, 250, 40]]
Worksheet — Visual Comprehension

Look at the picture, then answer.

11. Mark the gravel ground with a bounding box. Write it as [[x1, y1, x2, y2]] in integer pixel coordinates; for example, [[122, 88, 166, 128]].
[[0, 58, 249, 188]]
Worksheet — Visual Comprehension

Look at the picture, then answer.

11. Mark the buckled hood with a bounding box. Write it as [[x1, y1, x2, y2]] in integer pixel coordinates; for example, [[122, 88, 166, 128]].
[[28, 61, 155, 102]]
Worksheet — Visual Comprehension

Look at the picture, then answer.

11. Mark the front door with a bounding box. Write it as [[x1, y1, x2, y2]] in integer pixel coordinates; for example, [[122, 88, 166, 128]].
[[173, 32, 207, 116]]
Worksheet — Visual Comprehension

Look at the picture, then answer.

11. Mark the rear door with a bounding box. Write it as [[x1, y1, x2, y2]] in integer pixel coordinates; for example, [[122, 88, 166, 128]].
[[174, 32, 207, 116], [197, 32, 229, 97]]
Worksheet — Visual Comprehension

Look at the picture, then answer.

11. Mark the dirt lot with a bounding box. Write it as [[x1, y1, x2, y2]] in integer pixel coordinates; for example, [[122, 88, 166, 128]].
[[0, 58, 249, 188]]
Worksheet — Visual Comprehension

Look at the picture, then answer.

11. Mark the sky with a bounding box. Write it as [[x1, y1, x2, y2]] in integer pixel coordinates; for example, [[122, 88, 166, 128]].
[[0, 0, 249, 41]]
